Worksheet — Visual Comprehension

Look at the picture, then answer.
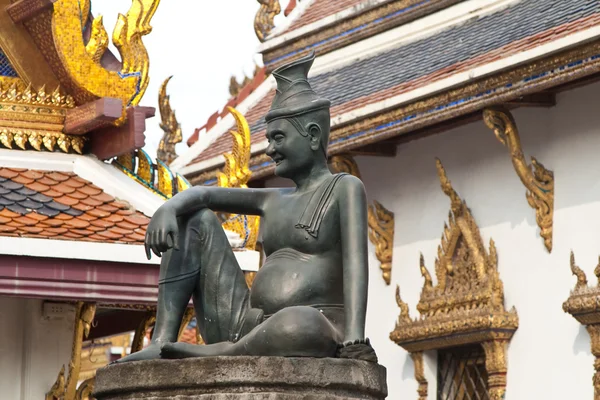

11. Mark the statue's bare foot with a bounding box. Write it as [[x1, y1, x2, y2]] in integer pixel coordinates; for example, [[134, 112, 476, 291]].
[[161, 341, 234, 359], [111, 342, 163, 364]]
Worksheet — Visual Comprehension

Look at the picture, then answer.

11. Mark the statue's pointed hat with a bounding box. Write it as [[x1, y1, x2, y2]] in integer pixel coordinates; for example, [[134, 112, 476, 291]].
[[265, 52, 330, 123]]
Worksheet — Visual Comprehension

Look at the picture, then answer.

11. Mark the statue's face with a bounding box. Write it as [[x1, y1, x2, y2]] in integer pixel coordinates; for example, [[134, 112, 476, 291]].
[[266, 118, 315, 178]]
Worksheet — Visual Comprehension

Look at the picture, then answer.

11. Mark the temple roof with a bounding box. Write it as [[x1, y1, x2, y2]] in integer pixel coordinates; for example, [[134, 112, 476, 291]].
[[278, 0, 365, 34], [176, 0, 600, 184], [0, 168, 149, 244]]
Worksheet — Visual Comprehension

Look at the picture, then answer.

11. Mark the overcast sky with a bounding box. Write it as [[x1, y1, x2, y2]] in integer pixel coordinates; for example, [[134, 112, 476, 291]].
[[94, 1, 283, 159]]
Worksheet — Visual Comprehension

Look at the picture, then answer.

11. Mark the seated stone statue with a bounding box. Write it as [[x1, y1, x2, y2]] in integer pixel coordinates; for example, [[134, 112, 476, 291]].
[[116, 52, 375, 363]]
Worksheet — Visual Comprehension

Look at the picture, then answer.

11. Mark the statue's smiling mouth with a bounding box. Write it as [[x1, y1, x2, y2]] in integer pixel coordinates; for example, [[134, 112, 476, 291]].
[[272, 156, 284, 165]]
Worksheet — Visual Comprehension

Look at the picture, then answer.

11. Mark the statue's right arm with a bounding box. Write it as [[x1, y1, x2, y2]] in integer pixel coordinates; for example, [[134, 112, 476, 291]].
[[165, 186, 272, 217], [145, 186, 275, 258]]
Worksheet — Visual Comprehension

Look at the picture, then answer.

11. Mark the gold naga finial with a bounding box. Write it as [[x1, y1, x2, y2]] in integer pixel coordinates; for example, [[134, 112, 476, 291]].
[[217, 107, 252, 188], [435, 158, 462, 217], [483, 107, 554, 252], [419, 253, 433, 292], [254, 0, 281, 42], [569, 251, 589, 292], [395, 285, 411, 325], [157, 76, 182, 165], [51, 0, 160, 121], [218, 108, 259, 250]]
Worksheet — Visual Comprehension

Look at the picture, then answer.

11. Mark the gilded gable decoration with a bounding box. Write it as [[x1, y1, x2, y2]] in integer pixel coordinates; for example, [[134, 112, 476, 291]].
[[483, 107, 554, 252], [563, 251, 600, 398], [157, 76, 182, 165], [390, 158, 518, 400], [254, 0, 281, 42], [218, 107, 260, 251], [20, 0, 160, 122], [0, 82, 86, 153], [328, 154, 395, 285]]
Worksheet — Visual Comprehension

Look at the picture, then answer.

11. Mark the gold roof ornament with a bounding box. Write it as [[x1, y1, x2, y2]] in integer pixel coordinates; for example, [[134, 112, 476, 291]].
[[483, 107, 554, 252], [157, 76, 182, 165], [24, 0, 160, 123], [563, 252, 600, 399], [254, 0, 281, 42], [218, 107, 260, 250], [390, 158, 518, 400]]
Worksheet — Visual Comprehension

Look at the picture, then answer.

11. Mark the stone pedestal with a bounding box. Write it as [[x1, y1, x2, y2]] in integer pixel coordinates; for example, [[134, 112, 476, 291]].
[[94, 356, 387, 399]]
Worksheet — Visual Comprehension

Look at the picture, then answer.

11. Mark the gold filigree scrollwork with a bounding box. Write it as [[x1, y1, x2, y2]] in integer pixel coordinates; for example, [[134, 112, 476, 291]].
[[254, 0, 281, 42], [483, 107, 554, 252], [46, 302, 96, 400], [395, 287, 428, 400], [131, 311, 156, 353], [0, 83, 83, 154], [411, 352, 428, 400], [51, 0, 160, 119], [368, 201, 394, 285], [329, 154, 395, 285], [74, 377, 94, 400], [563, 252, 600, 399], [218, 107, 260, 250], [157, 76, 182, 165], [390, 159, 518, 400]]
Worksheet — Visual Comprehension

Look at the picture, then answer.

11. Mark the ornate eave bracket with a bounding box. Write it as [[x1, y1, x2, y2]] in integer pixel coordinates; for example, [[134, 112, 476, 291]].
[[329, 154, 395, 285], [483, 107, 554, 252], [563, 251, 600, 398], [390, 159, 518, 400]]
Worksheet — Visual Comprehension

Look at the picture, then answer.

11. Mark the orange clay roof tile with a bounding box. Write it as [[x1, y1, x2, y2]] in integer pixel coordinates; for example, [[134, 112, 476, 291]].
[[116, 221, 139, 230], [64, 219, 91, 229], [72, 203, 95, 212], [37, 177, 59, 186], [80, 197, 103, 207], [21, 170, 44, 180], [93, 192, 114, 203], [86, 208, 111, 218], [79, 213, 98, 221], [67, 190, 89, 200], [104, 214, 124, 223], [55, 195, 80, 206], [63, 178, 86, 189], [90, 219, 115, 229], [0, 169, 18, 179], [45, 172, 70, 182], [99, 204, 119, 213], [0, 226, 17, 233], [124, 215, 150, 226], [12, 175, 34, 185], [109, 226, 134, 236]]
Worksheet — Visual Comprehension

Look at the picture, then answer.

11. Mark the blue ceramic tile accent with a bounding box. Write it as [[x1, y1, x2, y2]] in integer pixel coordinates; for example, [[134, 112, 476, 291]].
[[0, 49, 18, 78]]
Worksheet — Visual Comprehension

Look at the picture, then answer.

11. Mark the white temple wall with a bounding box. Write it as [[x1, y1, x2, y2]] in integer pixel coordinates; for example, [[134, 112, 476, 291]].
[[357, 80, 600, 399], [0, 297, 74, 400]]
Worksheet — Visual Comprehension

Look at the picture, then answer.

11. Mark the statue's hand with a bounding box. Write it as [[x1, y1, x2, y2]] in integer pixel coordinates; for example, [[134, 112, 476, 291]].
[[336, 339, 378, 363], [144, 205, 179, 259]]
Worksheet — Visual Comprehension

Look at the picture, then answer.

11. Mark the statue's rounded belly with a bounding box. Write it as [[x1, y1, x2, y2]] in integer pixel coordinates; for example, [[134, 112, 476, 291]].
[[249, 252, 339, 315]]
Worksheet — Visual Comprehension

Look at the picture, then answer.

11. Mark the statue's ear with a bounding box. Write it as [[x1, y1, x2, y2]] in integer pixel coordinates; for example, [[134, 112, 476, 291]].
[[307, 123, 322, 151]]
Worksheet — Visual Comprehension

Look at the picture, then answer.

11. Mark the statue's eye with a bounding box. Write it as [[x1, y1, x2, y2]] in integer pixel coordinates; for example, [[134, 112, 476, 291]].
[[274, 134, 284, 142]]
